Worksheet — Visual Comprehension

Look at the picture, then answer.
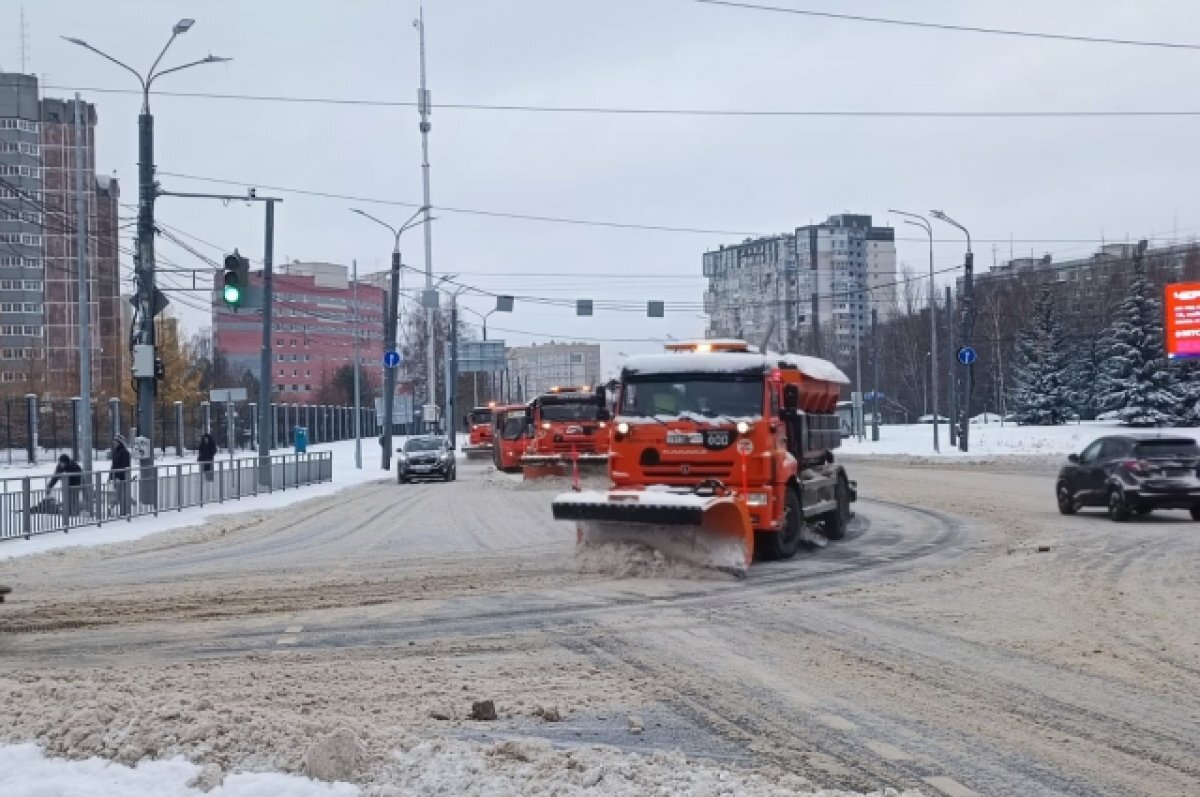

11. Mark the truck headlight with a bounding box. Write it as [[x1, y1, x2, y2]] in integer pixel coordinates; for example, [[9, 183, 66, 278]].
[[616, 422, 630, 435], [746, 492, 770, 506], [542, 422, 551, 430], [736, 421, 750, 434]]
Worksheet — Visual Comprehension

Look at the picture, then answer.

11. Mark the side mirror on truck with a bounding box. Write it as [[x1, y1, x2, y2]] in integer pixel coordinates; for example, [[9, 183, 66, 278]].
[[598, 408, 611, 421]]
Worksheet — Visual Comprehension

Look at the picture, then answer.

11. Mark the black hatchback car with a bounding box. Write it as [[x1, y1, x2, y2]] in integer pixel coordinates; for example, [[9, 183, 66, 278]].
[[1057, 434, 1200, 521], [397, 436, 457, 484]]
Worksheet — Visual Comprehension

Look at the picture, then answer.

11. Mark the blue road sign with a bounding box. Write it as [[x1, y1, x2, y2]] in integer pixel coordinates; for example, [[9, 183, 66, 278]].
[[383, 350, 402, 368], [864, 391, 886, 401], [957, 346, 978, 366]]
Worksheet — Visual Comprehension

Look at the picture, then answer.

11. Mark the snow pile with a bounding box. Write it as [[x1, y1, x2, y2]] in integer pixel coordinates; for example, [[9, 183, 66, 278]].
[[574, 541, 733, 580], [777, 353, 850, 384], [381, 736, 917, 797], [0, 743, 356, 797], [841, 420, 1200, 461]]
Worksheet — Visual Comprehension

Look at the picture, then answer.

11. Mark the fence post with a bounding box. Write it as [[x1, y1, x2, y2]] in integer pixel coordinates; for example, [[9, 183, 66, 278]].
[[218, 460, 224, 503], [202, 401, 211, 434], [94, 471, 104, 527], [25, 393, 37, 465], [175, 401, 184, 457], [21, 476, 31, 538], [249, 402, 258, 453], [176, 464, 184, 511]]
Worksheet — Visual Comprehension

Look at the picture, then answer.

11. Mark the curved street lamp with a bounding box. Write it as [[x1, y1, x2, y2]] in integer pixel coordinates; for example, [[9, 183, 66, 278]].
[[931, 209, 974, 453], [889, 209, 939, 453]]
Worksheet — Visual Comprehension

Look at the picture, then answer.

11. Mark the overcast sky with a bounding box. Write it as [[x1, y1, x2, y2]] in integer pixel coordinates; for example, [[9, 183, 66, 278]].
[[13, 0, 1200, 372]]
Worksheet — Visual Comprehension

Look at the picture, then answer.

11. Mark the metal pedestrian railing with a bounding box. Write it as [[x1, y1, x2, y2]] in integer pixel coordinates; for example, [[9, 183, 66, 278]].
[[0, 451, 333, 542]]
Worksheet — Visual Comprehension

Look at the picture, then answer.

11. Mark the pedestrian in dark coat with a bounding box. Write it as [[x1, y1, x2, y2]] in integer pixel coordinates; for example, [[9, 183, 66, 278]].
[[110, 435, 131, 515], [198, 432, 217, 481], [47, 453, 84, 516]]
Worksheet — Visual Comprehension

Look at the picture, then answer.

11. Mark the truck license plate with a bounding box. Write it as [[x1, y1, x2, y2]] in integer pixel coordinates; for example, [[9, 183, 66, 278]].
[[666, 432, 703, 445]]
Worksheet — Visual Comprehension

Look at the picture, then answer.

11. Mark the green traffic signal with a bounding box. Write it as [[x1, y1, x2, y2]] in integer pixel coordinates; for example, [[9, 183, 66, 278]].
[[223, 283, 242, 304]]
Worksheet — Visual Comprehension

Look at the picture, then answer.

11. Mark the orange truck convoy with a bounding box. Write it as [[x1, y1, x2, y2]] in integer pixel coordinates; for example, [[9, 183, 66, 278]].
[[551, 339, 855, 576], [521, 386, 612, 480], [461, 403, 498, 459]]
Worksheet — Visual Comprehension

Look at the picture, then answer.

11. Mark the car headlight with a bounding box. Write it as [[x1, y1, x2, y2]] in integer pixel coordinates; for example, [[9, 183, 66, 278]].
[[439, 452, 451, 462], [746, 492, 770, 507]]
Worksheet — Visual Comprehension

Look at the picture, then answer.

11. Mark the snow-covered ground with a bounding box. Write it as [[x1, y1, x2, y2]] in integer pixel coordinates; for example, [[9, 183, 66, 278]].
[[841, 419, 1200, 460], [0, 439, 389, 562]]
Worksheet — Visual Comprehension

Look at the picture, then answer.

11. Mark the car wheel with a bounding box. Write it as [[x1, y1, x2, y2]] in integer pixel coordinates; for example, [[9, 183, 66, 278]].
[[443, 469, 452, 482], [1056, 483, 1077, 515], [1190, 506, 1200, 521], [1108, 489, 1131, 522]]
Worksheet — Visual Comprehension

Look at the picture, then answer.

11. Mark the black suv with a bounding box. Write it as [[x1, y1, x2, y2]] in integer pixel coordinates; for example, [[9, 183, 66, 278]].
[[1057, 434, 1200, 521], [397, 436, 457, 484]]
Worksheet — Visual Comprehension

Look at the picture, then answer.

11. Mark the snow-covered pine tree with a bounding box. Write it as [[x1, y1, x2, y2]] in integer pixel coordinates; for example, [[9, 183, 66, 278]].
[[1094, 240, 1181, 427], [1010, 288, 1072, 425]]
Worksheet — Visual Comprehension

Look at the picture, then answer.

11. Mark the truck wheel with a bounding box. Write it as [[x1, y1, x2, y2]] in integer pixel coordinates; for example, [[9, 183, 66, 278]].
[[1108, 489, 1130, 522], [757, 488, 802, 561], [821, 473, 850, 540]]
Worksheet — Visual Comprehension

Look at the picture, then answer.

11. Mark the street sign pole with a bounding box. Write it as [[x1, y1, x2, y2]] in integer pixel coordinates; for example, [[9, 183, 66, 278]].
[[381, 252, 401, 471]]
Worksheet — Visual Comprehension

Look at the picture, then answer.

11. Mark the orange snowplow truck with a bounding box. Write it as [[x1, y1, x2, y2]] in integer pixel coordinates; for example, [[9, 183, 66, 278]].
[[522, 386, 612, 479], [551, 340, 855, 576], [462, 403, 498, 459], [492, 403, 530, 473]]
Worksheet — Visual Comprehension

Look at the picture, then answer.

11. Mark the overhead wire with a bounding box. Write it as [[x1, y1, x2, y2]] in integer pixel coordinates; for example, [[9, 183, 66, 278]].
[[687, 0, 1200, 51]]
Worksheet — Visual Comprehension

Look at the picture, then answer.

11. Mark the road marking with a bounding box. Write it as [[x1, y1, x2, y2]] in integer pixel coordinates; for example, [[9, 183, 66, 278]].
[[924, 776, 979, 797], [276, 624, 304, 646], [816, 714, 857, 731], [863, 740, 913, 761]]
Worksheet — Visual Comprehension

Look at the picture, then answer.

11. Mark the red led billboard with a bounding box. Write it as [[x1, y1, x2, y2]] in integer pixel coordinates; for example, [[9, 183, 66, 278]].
[[1164, 281, 1200, 359]]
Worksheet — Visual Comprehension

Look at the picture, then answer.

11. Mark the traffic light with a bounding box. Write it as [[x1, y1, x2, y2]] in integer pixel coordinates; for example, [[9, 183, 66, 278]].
[[222, 251, 249, 308]]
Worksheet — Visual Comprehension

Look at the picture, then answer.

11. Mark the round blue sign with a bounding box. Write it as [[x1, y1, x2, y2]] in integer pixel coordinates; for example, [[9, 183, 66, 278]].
[[383, 350, 402, 368], [957, 346, 978, 366]]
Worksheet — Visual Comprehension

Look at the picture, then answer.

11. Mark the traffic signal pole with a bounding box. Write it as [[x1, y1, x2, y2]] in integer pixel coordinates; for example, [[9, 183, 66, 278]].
[[257, 198, 276, 487]]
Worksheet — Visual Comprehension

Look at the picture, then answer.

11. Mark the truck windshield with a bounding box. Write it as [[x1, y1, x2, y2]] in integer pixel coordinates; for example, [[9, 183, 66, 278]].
[[500, 415, 528, 440], [621, 374, 763, 419], [470, 410, 494, 425], [540, 403, 600, 422]]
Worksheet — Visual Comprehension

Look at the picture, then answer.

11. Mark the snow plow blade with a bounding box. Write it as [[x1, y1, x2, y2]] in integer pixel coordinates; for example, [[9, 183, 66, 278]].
[[551, 489, 754, 576], [461, 446, 493, 460], [522, 454, 609, 481]]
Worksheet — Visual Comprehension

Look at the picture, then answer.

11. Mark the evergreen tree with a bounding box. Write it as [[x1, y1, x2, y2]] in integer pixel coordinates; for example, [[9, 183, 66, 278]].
[[1095, 242, 1181, 426], [1010, 288, 1073, 425]]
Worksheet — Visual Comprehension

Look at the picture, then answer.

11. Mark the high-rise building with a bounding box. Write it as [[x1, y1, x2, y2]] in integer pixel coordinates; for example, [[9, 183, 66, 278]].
[[506, 342, 602, 400], [212, 260, 386, 403], [0, 73, 123, 397], [703, 214, 896, 360]]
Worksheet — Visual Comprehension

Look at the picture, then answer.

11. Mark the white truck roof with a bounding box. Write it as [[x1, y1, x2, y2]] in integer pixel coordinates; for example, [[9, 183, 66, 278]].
[[623, 351, 849, 384]]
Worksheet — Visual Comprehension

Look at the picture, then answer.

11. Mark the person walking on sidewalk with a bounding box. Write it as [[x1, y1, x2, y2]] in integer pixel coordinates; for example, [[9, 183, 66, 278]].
[[109, 435, 131, 516], [198, 432, 217, 482]]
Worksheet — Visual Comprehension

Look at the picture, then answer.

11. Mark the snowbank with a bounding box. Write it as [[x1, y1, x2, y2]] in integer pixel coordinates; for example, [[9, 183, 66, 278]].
[[841, 420, 1200, 460], [0, 440, 388, 561], [0, 743, 356, 797]]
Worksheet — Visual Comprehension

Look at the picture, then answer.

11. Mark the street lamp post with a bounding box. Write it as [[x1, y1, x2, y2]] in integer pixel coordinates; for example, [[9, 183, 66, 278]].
[[889, 209, 939, 453], [931, 210, 973, 453], [351, 207, 427, 469], [459, 305, 498, 408], [64, 22, 229, 503]]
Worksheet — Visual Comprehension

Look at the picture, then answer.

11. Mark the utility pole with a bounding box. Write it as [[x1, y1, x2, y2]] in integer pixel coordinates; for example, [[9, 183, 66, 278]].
[[946, 285, 958, 448], [382, 251, 401, 470], [415, 7, 437, 421], [960, 248, 975, 452], [931, 209, 973, 453], [73, 95, 93, 475], [853, 281, 864, 441], [352, 259, 362, 469], [257, 199, 276, 486], [871, 308, 880, 442]]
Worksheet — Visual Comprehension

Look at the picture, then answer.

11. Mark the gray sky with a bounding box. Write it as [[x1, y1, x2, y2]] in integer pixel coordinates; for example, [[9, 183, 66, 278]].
[[15, 0, 1200, 372]]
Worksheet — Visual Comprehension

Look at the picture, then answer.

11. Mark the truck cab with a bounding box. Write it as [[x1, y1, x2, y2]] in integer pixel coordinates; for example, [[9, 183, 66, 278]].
[[523, 386, 612, 477], [462, 403, 497, 458], [492, 404, 530, 473]]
